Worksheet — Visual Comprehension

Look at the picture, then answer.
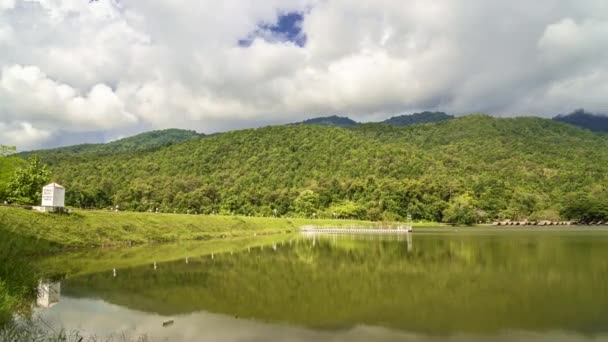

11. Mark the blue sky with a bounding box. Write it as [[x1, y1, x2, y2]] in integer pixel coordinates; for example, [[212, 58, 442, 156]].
[[239, 12, 306, 48]]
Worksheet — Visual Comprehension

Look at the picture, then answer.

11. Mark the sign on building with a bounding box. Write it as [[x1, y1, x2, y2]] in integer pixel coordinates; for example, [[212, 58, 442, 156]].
[[41, 183, 65, 208]]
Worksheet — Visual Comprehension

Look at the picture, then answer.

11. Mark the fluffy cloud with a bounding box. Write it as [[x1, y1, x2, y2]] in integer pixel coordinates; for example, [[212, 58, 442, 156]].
[[0, 121, 51, 148], [0, 0, 14, 11], [0, 0, 607, 149], [0, 64, 137, 126]]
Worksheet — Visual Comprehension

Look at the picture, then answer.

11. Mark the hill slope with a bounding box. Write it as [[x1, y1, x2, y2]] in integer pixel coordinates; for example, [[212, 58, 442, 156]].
[[297, 115, 358, 127], [553, 109, 608, 133], [297, 112, 453, 128], [23, 129, 201, 157], [34, 115, 608, 222]]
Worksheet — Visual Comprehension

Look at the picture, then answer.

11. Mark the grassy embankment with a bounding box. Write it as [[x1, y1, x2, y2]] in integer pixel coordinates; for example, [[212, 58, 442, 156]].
[[0, 206, 437, 253]]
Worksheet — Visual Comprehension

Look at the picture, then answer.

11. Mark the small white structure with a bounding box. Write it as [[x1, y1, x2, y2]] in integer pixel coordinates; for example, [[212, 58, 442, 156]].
[[35, 183, 66, 212], [37, 280, 61, 308], [41, 183, 65, 208]]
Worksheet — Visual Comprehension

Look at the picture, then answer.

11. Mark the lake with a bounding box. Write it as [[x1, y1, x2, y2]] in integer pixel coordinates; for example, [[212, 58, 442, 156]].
[[29, 228, 608, 341]]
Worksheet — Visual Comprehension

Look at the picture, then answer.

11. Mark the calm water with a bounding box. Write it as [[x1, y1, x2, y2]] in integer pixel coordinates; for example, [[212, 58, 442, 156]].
[[33, 229, 608, 341]]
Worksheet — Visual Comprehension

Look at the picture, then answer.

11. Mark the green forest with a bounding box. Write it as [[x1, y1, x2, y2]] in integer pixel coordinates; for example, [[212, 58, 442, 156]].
[[4, 115, 608, 223]]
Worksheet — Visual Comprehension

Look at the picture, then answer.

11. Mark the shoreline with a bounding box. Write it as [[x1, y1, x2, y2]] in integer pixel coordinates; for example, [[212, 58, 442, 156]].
[[0, 206, 436, 254]]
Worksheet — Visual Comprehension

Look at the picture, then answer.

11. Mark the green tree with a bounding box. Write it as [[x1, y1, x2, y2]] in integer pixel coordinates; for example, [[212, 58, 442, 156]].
[[442, 193, 479, 225], [7, 155, 50, 205], [561, 192, 608, 223], [328, 201, 366, 220], [294, 190, 320, 217]]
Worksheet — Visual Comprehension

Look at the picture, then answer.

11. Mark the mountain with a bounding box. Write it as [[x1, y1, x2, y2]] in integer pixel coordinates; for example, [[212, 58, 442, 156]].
[[297, 112, 453, 127], [553, 109, 608, 133], [381, 111, 454, 126], [32, 115, 608, 223], [22, 129, 201, 157], [297, 115, 358, 127]]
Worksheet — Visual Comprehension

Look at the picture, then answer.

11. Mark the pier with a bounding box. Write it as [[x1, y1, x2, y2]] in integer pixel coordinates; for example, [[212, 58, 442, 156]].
[[301, 225, 413, 235]]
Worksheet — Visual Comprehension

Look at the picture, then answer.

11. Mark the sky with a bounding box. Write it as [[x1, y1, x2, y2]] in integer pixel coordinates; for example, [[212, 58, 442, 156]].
[[1, 0, 607, 150]]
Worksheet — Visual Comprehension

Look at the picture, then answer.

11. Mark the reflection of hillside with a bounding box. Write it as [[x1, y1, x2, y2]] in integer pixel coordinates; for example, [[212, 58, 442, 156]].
[[62, 233, 608, 334]]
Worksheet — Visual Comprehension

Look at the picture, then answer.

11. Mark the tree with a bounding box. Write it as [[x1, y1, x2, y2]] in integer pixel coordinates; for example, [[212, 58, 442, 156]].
[[294, 190, 320, 217], [7, 155, 50, 205], [0, 145, 16, 157], [328, 201, 366, 220], [442, 193, 479, 225], [561, 192, 608, 223]]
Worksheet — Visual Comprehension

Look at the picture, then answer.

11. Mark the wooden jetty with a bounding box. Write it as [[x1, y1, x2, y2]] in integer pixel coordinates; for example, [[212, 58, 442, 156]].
[[301, 225, 413, 234]]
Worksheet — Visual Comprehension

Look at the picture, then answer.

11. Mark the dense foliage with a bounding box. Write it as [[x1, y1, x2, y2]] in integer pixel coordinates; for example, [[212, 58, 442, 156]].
[[381, 111, 453, 126], [553, 109, 608, 133], [29, 115, 608, 223], [0, 157, 26, 201], [5, 156, 50, 205]]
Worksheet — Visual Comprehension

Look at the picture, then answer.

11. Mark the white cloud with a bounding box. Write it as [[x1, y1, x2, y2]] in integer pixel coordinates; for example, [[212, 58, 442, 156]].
[[0, 22, 12, 43], [0, 65, 137, 148], [1, 0, 608, 149], [0, 0, 15, 11], [539, 18, 608, 67], [0, 121, 51, 150]]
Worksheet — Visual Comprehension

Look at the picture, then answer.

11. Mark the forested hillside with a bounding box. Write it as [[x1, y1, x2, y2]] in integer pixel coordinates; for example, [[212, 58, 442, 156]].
[[297, 115, 358, 127], [29, 115, 608, 223], [21, 129, 201, 157]]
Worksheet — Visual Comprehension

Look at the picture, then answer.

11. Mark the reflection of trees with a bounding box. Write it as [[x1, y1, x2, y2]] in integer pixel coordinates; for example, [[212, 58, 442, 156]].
[[62, 234, 608, 334], [0, 230, 45, 325]]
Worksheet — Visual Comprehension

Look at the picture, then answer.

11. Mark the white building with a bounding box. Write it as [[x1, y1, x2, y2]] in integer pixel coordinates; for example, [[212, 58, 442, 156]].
[[41, 183, 65, 208]]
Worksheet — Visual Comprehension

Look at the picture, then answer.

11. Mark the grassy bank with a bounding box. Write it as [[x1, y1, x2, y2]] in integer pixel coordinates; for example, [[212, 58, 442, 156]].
[[0, 206, 433, 253]]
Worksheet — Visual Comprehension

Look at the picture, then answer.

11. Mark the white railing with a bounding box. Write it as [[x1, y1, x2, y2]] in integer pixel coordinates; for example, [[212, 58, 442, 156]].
[[300, 225, 413, 234]]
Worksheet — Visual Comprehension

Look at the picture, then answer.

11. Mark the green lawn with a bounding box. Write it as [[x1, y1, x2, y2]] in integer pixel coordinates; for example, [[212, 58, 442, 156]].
[[0, 206, 436, 253]]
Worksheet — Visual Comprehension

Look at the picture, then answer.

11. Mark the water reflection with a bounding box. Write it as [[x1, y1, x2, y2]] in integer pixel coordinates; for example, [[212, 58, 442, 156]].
[[36, 280, 61, 308], [301, 231, 414, 251], [36, 230, 608, 340], [37, 297, 608, 342]]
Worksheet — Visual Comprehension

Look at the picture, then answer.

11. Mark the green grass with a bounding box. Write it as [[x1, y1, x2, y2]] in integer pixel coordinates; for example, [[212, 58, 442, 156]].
[[0, 206, 427, 253]]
